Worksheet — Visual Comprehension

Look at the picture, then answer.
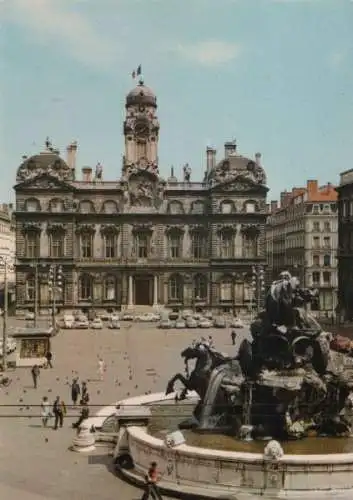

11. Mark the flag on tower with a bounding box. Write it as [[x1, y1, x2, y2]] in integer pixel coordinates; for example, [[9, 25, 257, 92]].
[[132, 65, 142, 79]]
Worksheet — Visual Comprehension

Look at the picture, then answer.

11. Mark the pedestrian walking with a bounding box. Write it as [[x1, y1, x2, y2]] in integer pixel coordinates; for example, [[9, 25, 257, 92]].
[[71, 378, 80, 407], [141, 461, 163, 500], [208, 335, 214, 348], [31, 364, 40, 389], [72, 406, 90, 430], [80, 382, 90, 406], [45, 350, 53, 368], [231, 330, 236, 345], [97, 357, 105, 381], [40, 396, 50, 427], [52, 396, 66, 430]]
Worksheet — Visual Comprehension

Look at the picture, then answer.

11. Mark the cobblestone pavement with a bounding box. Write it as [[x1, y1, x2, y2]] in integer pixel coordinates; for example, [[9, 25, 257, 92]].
[[0, 322, 248, 499]]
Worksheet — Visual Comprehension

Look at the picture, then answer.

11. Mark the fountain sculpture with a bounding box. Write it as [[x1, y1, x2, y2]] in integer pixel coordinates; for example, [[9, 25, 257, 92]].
[[166, 271, 353, 440]]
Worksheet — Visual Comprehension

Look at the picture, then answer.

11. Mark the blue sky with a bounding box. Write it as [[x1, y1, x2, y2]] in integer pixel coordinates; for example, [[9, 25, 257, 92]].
[[2, 0, 352, 202]]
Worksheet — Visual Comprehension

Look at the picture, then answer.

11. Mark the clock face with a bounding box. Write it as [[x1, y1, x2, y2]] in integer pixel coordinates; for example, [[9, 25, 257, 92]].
[[134, 119, 149, 137]]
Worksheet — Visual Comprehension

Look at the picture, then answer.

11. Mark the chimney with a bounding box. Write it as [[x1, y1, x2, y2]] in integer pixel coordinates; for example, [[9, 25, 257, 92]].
[[66, 141, 78, 171], [224, 140, 237, 159], [307, 179, 318, 194], [255, 152, 262, 165], [270, 200, 278, 213], [82, 167, 92, 182], [280, 191, 292, 208], [206, 147, 216, 173]]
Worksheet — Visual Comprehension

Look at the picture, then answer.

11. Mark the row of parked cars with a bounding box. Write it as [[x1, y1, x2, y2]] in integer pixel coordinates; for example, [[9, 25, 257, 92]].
[[0, 337, 17, 356], [159, 312, 246, 330]]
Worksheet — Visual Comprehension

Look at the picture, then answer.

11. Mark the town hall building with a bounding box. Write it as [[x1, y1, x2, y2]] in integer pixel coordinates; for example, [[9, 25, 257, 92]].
[[14, 79, 268, 314]]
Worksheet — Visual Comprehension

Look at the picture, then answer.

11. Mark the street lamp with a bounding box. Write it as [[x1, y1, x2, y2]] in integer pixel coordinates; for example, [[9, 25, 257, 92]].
[[0, 257, 15, 372], [251, 265, 266, 319], [48, 264, 63, 328]]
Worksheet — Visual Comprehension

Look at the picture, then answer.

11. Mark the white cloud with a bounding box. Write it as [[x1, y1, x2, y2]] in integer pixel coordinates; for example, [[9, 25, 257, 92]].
[[5, 0, 120, 69], [176, 40, 241, 67]]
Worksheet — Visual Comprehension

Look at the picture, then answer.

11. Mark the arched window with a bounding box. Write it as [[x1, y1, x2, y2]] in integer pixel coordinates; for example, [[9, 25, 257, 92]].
[[49, 198, 64, 212], [79, 200, 94, 213], [167, 201, 183, 215], [168, 274, 183, 301], [193, 274, 208, 300], [26, 275, 35, 301], [25, 198, 40, 212], [191, 201, 205, 215], [104, 276, 116, 300], [103, 201, 118, 214], [220, 200, 234, 214], [220, 276, 233, 301], [79, 275, 93, 300]]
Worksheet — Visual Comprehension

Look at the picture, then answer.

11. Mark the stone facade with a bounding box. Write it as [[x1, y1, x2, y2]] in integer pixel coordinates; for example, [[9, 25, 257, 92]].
[[336, 169, 353, 321], [265, 180, 338, 315], [0, 204, 15, 285], [14, 80, 268, 314]]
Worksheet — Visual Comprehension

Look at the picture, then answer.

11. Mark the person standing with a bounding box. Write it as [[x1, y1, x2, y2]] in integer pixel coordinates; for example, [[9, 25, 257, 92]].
[[141, 461, 163, 500], [97, 357, 105, 381], [45, 350, 53, 368], [231, 330, 236, 345], [53, 396, 65, 430], [40, 396, 50, 427], [80, 382, 90, 406], [71, 378, 80, 407], [31, 364, 40, 389]]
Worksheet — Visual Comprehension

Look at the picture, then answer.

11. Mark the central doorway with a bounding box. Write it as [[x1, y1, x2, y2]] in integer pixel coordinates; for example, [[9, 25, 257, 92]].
[[134, 276, 153, 305]]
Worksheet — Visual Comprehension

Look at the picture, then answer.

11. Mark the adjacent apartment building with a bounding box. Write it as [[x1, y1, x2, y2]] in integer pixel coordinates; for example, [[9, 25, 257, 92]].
[[266, 180, 338, 315], [0, 203, 15, 285], [14, 79, 268, 315], [336, 169, 353, 321]]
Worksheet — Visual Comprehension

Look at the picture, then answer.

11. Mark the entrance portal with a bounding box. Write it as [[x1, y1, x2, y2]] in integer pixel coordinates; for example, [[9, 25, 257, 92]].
[[134, 276, 153, 305]]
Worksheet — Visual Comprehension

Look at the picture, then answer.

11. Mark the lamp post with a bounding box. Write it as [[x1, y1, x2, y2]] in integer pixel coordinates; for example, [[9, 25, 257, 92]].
[[48, 264, 63, 328], [0, 257, 14, 372], [29, 261, 40, 327], [251, 265, 266, 319]]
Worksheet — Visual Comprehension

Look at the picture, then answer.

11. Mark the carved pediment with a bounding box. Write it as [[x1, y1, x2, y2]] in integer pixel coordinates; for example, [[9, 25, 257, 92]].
[[75, 224, 96, 234], [15, 174, 73, 191], [47, 222, 67, 233], [100, 224, 120, 234], [22, 221, 42, 233], [241, 223, 261, 234]]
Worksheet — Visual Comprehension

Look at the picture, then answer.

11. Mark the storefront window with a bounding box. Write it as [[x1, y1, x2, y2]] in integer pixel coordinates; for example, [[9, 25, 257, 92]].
[[20, 338, 49, 358]]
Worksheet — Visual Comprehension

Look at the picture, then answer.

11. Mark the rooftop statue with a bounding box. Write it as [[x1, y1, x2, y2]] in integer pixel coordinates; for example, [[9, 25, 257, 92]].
[[166, 272, 353, 440]]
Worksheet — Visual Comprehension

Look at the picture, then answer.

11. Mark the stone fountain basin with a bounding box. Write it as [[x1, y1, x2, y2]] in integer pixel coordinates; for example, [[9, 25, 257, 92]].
[[115, 392, 353, 499]]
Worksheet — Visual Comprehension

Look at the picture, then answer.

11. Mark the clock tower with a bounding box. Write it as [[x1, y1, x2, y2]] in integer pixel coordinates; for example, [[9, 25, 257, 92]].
[[123, 79, 159, 174]]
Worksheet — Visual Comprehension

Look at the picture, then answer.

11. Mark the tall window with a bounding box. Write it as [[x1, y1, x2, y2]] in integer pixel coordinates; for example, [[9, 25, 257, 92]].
[[313, 236, 320, 249], [191, 201, 204, 215], [137, 141, 147, 158], [104, 234, 116, 258], [323, 254, 331, 267], [323, 271, 331, 286], [242, 233, 257, 258], [192, 232, 207, 259], [313, 255, 320, 266], [50, 199, 64, 212], [26, 276, 35, 300], [168, 233, 182, 259], [323, 237, 331, 249], [104, 277, 116, 300], [193, 274, 207, 300], [81, 234, 93, 258], [50, 233, 64, 257], [220, 278, 232, 301], [312, 272, 320, 286], [135, 233, 149, 258], [80, 275, 92, 300], [26, 199, 40, 212], [26, 232, 39, 258], [313, 221, 320, 232], [168, 274, 183, 301], [220, 232, 234, 258]]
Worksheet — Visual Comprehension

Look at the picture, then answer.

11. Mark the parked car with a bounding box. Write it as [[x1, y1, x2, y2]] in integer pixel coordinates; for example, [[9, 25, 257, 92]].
[[181, 310, 193, 320], [75, 316, 89, 329], [121, 313, 134, 321], [90, 318, 103, 329], [174, 318, 186, 329], [168, 311, 179, 321], [198, 318, 212, 328], [63, 314, 75, 329], [108, 320, 121, 330], [186, 317, 198, 328], [159, 319, 173, 329], [213, 316, 227, 328], [99, 312, 111, 321], [136, 312, 159, 322], [204, 311, 213, 320], [110, 313, 120, 322], [230, 317, 245, 329]]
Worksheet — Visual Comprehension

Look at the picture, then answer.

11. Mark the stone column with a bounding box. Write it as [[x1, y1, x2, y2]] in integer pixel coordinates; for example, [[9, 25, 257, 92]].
[[153, 275, 158, 308], [127, 275, 133, 309]]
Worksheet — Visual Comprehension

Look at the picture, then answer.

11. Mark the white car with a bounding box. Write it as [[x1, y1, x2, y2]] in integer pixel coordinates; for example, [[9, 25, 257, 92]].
[[121, 313, 134, 321], [75, 316, 89, 329], [159, 319, 173, 329], [90, 318, 103, 329], [230, 318, 245, 329], [108, 320, 121, 330], [136, 313, 159, 322], [63, 315, 75, 329], [110, 313, 120, 322], [174, 319, 186, 329], [213, 317, 227, 328], [186, 318, 198, 328], [198, 318, 212, 328]]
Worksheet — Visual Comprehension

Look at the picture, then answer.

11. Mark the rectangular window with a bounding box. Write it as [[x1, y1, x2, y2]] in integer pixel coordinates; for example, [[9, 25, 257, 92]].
[[104, 234, 116, 258], [323, 221, 330, 232], [323, 237, 331, 249], [312, 271, 320, 285], [81, 234, 92, 258], [313, 221, 320, 232], [313, 236, 320, 249], [220, 232, 233, 258], [136, 233, 148, 258], [323, 254, 331, 267], [323, 271, 331, 285], [192, 233, 207, 259], [169, 234, 181, 259], [26, 233, 39, 258], [242, 234, 257, 258], [313, 255, 320, 266], [220, 282, 232, 301], [50, 234, 63, 258]]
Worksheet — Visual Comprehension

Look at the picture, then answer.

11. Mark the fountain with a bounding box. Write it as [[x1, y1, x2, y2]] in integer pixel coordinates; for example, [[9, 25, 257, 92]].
[[114, 271, 353, 498]]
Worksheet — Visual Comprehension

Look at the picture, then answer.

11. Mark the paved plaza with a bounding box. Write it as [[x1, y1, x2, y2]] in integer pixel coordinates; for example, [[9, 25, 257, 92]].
[[0, 321, 247, 499]]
